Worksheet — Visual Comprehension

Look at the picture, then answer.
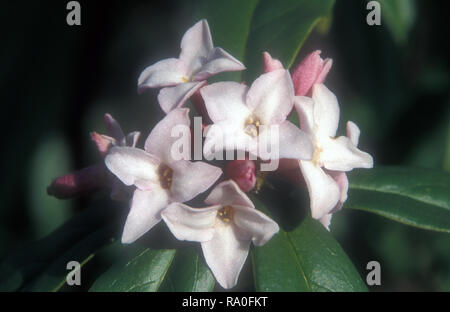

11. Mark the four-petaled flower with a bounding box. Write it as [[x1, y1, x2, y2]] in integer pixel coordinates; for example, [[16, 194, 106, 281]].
[[105, 108, 222, 243], [161, 180, 279, 289], [138, 19, 246, 114], [201, 69, 314, 161], [294, 84, 373, 223]]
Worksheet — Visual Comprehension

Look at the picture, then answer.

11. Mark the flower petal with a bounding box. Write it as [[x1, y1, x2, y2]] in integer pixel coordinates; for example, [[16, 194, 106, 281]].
[[137, 58, 187, 92], [247, 69, 294, 125], [346, 121, 360, 147], [257, 121, 314, 160], [263, 51, 284, 73], [179, 19, 214, 75], [161, 203, 219, 242], [205, 180, 255, 208], [157, 81, 206, 114], [121, 188, 170, 243], [125, 131, 141, 148], [327, 170, 349, 212], [170, 160, 222, 203], [200, 81, 250, 124], [233, 205, 279, 246], [194, 47, 245, 81], [315, 58, 332, 85], [312, 84, 340, 139], [299, 160, 340, 219], [319, 213, 332, 231], [320, 136, 373, 171], [294, 96, 314, 135], [201, 224, 250, 289], [145, 108, 191, 164], [104, 146, 160, 190], [91, 132, 115, 157], [104, 113, 125, 142]]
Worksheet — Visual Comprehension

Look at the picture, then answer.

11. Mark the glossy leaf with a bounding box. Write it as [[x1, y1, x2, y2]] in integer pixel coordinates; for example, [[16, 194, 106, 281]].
[[243, 0, 335, 81], [346, 166, 450, 233], [159, 247, 215, 292], [89, 247, 176, 292], [252, 197, 367, 292], [377, 0, 416, 45]]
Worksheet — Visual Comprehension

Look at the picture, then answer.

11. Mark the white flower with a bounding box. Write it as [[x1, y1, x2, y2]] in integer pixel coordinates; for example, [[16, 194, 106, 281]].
[[161, 180, 279, 289], [294, 84, 373, 222], [201, 69, 314, 161], [138, 19, 245, 113], [105, 108, 222, 243]]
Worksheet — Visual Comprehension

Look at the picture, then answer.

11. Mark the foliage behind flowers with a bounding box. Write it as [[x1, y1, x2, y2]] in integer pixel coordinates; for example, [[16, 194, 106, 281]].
[[0, 1, 449, 292]]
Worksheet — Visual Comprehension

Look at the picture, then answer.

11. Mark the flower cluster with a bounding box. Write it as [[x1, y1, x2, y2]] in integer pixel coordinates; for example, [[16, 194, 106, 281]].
[[48, 19, 373, 288]]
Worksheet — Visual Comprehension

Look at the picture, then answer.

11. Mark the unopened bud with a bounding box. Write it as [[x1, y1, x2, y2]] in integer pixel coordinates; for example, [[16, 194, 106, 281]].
[[225, 159, 256, 193]]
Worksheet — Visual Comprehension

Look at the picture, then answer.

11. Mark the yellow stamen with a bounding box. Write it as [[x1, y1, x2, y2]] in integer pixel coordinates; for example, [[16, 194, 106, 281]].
[[182, 76, 189, 83], [158, 164, 173, 189], [244, 115, 261, 138], [217, 206, 234, 223]]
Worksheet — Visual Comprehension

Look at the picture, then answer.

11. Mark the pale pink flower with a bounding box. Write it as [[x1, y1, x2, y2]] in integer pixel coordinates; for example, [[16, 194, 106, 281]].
[[294, 84, 373, 224], [138, 19, 245, 113], [201, 69, 313, 161], [161, 180, 279, 289], [105, 108, 222, 243]]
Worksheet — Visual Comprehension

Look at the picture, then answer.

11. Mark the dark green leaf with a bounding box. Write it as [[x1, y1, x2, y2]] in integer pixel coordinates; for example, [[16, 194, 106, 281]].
[[244, 0, 335, 81], [89, 247, 175, 292], [252, 197, 367, 292], [347, 166, 450, 233], [159, 247, 215, 292], [0, 204, 121, 292], [377, 0, 416, 45]]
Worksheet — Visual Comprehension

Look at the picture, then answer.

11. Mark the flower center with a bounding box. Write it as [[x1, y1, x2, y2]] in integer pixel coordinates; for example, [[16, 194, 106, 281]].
[[217, 205, 234, 223], [312, 145, 323, 166], [244, 115, 261, 138], [158, 164, 173, 189], [182, 76, 189, 83]]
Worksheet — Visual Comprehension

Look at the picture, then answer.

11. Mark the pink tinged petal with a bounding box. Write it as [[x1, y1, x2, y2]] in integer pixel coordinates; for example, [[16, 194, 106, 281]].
[[299, 160, 340, 219], [47, 164, 106, 199], [225, 159, 256, 193], [194, 47, 246, 81], [104, 113, 125, 142], [315, 58, 333, 84], [157, 81, 206, 114], [346, 121, 360, 147], [137, 58, 187, 93], [170, 160, 222, 203], [179, 19, 214, 75], [263, 51, 284, 73], [125, 131, 141, 148], [319, 214, 333, 231], [200, 82, 250, 124], [294, 96, 314, 135], [91, 132, 115, 157], [161, 203, 219, 242], [257, 121, 314, 160], [104, 146, 160, 191], [320, 136, 374, 171], [292, 50, 325, 96], [247, 69, 295, 125], [205, 180, 255, 208], [201, 224, 250, 289], [327, 170, 349, 212], [233, 205, 279, 246], [144, 108, 191, 164], [122, 188, 170, 244], [312, 84, 340, 139]]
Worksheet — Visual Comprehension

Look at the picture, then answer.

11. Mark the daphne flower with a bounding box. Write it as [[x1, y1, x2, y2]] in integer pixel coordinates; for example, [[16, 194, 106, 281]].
[[47, 114, 140, 200], [161, 180, 279, 289], [292, 50, 332, 96], [201, 69, 313, 162], [105, 108, 222, 243], [319, 121, 363, 230], [294, 84, 373, 222], [138, 19, 245, 113]]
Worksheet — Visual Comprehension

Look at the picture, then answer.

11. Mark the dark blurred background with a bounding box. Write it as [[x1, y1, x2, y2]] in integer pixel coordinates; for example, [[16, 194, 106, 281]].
[[0, 1, 448, 291]]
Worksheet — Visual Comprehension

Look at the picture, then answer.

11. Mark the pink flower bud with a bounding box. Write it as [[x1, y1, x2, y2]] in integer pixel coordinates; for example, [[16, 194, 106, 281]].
[[91, 131, 116, 157], [225, 159, 256, 193], [263, 52, 284, 73], [47, 164, 107, 199], [291, 50, 332, 96]]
